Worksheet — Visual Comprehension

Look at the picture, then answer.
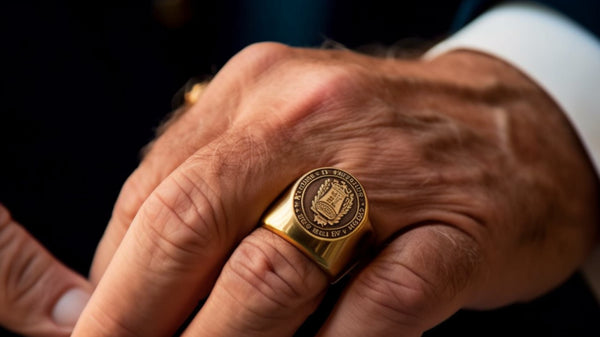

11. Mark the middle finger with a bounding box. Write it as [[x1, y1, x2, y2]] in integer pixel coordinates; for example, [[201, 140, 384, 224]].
[[72, 127, 318, 336], [182, 227, 328, 337]]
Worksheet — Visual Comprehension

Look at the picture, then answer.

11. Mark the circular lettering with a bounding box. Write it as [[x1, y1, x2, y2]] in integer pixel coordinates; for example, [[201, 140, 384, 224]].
[[293, 168, 367, 239]]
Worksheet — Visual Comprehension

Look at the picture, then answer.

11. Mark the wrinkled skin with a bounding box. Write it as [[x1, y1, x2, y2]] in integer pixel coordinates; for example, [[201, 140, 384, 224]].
[[66, 44, 598, 336]]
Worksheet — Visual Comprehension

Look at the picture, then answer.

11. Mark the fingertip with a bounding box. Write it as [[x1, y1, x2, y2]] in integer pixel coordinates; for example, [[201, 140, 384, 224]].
[[0, 209, 93, 337], [52, 288, 91, 328]]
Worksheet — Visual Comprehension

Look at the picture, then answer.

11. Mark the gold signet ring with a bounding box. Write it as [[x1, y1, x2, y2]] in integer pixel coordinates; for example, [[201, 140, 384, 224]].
[[261, 168, 373, 282]]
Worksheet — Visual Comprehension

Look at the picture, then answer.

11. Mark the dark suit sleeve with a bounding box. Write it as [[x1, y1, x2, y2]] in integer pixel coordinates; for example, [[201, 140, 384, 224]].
[[453, 0, 600, 37]]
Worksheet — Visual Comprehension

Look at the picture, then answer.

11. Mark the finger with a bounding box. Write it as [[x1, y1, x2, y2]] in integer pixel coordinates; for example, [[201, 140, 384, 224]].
[[0, 204, 92, 337], [181, 227, 328, 337], [89, 91, 213, 284], [90, 42, 294, 284], [73, 131, 316, 336], [318, 224, 482, 337], [76, 42, 365, 336]]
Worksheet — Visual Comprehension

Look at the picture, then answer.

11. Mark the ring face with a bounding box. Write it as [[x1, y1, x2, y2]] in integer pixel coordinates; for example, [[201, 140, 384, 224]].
[[293, 168, 367, 240], [262, 167, 372, 280]]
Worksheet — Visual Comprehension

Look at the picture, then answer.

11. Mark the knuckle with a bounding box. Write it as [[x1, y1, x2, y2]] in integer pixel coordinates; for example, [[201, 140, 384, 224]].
[[306, 65, 359, 99], [199, 131, 274, 189], [229, 42, 292, 75], [236, 42, 292, 63], [110, 170, 150, 236], [411, 227, 482, 298], [0, 221, 52, 310], [274, 64, 366, 131], [354, 228, 482, 325], [83, 307, 140, 337], [355, 261, 435, 325], [298, 65, 359, 109], [134, 170, 225, 272], [223, 232, 324, 315]]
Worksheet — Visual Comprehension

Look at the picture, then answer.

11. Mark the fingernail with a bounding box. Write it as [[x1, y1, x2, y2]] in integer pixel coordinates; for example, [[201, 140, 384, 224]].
[[52, 288, 91, 327]]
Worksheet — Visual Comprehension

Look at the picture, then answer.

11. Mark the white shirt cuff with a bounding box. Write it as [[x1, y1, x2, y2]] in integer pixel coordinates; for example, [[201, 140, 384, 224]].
[[424, 2, 600, 301], [426, 2, 600, 171]]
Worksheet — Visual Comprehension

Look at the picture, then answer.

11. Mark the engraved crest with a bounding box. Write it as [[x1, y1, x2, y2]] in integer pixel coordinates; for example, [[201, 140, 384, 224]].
[[311, 178, 354, 226], [293, 168, 366, 239]]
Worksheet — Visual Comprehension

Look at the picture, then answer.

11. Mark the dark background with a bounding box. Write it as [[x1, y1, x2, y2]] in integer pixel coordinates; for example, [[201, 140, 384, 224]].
[[0, 0, 598, 336]]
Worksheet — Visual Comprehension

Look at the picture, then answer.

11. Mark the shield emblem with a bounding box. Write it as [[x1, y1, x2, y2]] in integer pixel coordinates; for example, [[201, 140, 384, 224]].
[[311, 178, 354, 226]]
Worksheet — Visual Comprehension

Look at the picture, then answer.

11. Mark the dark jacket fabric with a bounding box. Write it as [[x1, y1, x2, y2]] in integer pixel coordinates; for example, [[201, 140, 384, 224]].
[[454, 0, 600, 36]]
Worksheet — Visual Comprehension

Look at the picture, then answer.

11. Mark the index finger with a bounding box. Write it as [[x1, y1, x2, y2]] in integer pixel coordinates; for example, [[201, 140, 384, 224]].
[[73, 128, 315, 336], [89, 83, 217, 284], [90, 43, 295, 284]]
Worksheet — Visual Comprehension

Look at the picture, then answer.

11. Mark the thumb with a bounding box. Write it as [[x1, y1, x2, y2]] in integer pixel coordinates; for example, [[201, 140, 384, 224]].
[[0, 204, 92, 337]]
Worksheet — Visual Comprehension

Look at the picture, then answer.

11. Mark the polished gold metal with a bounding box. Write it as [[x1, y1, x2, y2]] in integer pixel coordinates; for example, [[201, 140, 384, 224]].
[[184, 82, 208, 105], [261, 168, 373, 281]]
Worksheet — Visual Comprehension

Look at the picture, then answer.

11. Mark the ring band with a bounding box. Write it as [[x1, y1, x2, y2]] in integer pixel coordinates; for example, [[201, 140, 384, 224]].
[[261, 168, 373, 281]]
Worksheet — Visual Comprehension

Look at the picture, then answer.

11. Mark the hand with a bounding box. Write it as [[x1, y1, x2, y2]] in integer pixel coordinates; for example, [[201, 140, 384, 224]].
[[0, 204, 92, 337], [74, 43, 599, 336]]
